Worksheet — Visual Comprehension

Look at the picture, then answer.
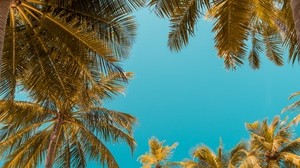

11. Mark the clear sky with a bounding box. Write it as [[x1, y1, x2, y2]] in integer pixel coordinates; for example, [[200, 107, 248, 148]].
[[14, 8, 300, 168], [98, 8, 300, 168]]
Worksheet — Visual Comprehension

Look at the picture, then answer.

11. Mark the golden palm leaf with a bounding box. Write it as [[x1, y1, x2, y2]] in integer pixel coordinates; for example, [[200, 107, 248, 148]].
[[138, 137, 178, 168]]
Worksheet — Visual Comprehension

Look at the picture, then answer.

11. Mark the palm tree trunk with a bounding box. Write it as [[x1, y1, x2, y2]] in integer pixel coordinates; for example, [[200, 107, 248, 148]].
[[290, 0, 300, 49], [45, 113, 63, 168], [0, 0, 14, 79]]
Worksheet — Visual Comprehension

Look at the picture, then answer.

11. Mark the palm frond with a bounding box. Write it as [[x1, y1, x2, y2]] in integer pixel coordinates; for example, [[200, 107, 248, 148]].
[[229, 142, 248, 166], [149, 0, 184, 18], [1, 28, 28, 100], [54, 125, 71, 168], [138, 154, 158, 166], [212, 0, 252, 69], [279, 152, 300, 167], [162, 161, 182, 168], [282, 91, 300, 113], [67, 130, 87, 168], [168, 0, 202, 51], [77, 107, 136, 133], [281, 138, 300, 154], [180, 160, 198, 168], [261, 25, 284, 66], [248, 28, 263, 69], [76, 125, 119, 168], [149, 0, 209, 51], [278, 0, 300, 63], [282, 101, 300, 113], [193, 146, 219, 168], [239, 153, 262, 168], [2, 130, 51, 168]]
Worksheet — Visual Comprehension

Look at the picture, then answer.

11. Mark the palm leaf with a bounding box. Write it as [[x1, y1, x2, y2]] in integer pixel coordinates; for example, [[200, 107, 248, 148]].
[[279, 152, 300, 167], [248, 28, 263, 69], [278, 0, 300, 63], [168, 0, 204, 51], [261, 25, 284, 66], [281, 138, 300, 154], [193, 146, 219, 168], [2, 131, 51, 168], [212, 0, 252, 69]]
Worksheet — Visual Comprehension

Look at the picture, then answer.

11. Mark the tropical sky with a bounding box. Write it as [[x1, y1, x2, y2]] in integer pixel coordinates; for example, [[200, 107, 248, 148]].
[[15, 8, 300, 168]]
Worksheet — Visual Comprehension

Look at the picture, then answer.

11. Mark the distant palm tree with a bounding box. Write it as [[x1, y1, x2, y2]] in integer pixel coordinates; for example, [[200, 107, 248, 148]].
[[0, 0, 144, 79], [180, 141, 260, 168], [0, 100, 136, 168], [149, 0, 300, 69], [138, 137, 180, 168], [246, 116, 300, 167]]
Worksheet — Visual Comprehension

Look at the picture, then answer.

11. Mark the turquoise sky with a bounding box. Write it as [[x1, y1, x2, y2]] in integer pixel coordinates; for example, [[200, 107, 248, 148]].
[[100, 9, 300, 168], [13, 8, 300, 168]]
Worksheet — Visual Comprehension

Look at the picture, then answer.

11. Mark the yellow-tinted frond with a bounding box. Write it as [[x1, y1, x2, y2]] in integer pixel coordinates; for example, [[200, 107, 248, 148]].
[[262, 26, 284, 66], [212, 0, 253, 69], [180, 160, 198, 168], [246, 121, 259, 131], [280, 152, 300, 166], [193, 146, 219, 167], [168, 0, 201, 51]]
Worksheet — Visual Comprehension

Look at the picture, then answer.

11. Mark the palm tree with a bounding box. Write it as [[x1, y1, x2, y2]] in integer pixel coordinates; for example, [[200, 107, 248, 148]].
[[138, 137, 180, 168], [0, 35, 135, 167], [0, 100, 136, 168], [180, 140, 260, 168], [0, 2, 138, 164], [0, 0, 145, 79], [149, 0, 300, 69], [246, 116, 300, 167], [0, 66, 135, 168]]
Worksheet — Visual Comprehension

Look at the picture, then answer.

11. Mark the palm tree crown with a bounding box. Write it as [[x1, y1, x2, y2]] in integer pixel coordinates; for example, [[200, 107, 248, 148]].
[[246, 116, 300, 167], [138, 137, 179, 168], [0, 100, 136, 168]]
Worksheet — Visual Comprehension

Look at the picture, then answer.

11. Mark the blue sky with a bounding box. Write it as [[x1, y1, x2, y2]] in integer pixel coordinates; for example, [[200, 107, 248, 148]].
[[99, 9, 300, 167], [13, 8, 300, 168]]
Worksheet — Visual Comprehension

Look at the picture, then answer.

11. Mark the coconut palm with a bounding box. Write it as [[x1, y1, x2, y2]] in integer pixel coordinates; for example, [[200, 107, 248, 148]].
[[0, 100, 136, 168], [0, 69, 135, 168], [0, 0, 145, 79], [149, 0, 300, 69], [1, 36, 135, 167], [138, 137, 180, 168], [180, 140, 261, 168], [0, 3, 137, 164], [246, 116, 300, 167]]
